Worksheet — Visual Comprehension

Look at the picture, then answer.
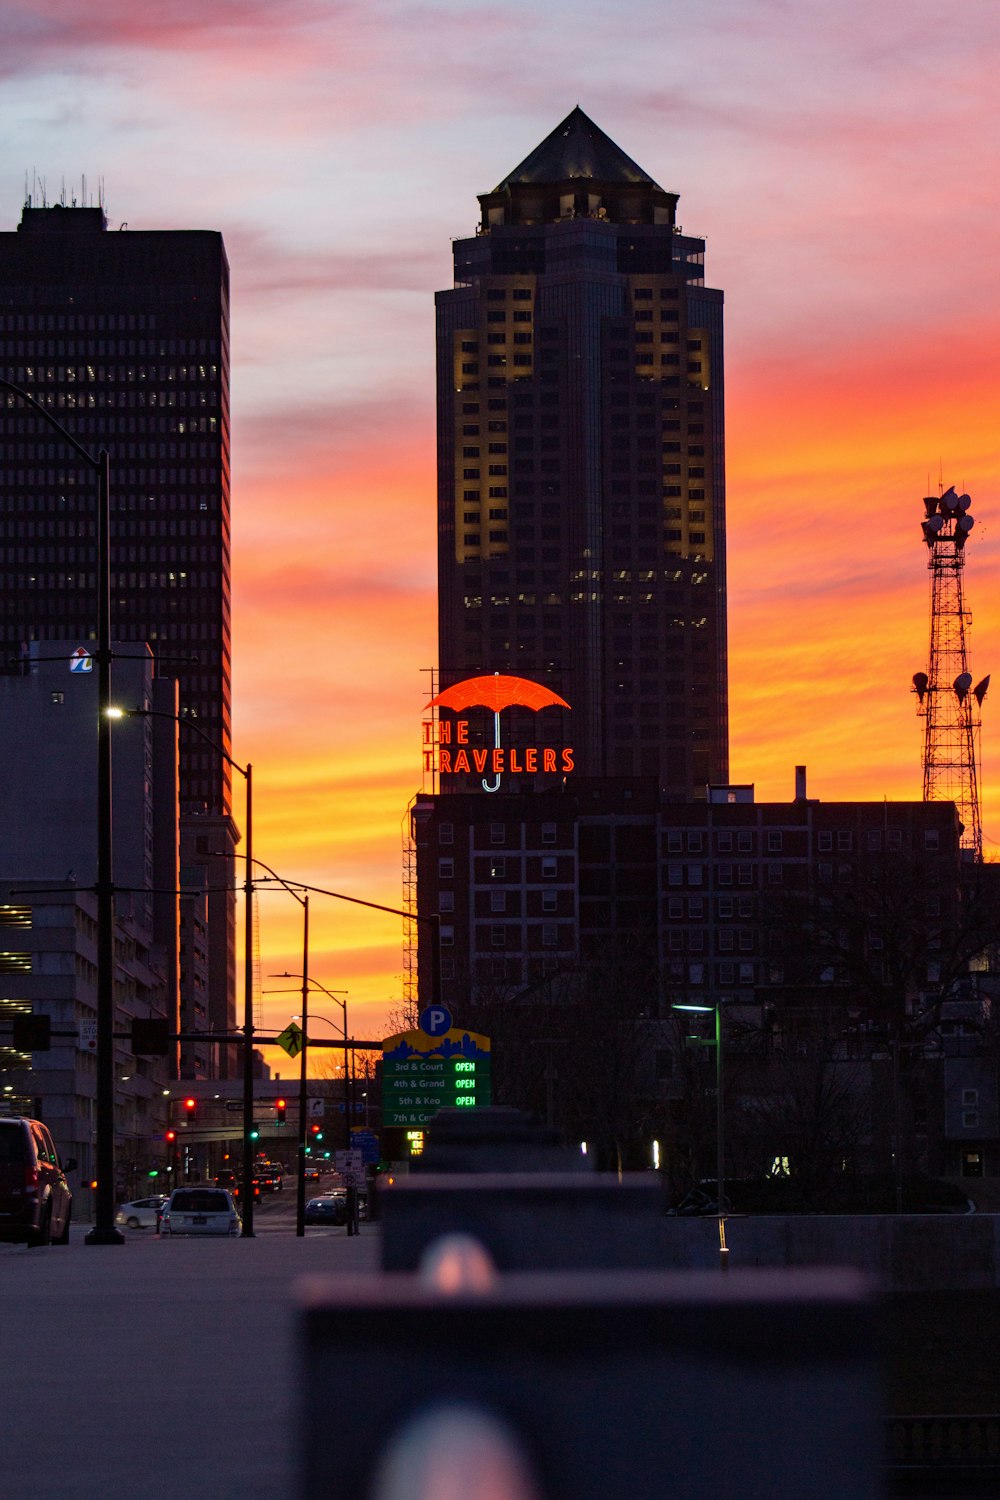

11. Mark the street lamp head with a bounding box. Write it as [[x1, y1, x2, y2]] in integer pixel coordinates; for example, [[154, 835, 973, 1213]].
[[672, 1002, 715, 1013], [105, 706, 126, 720]]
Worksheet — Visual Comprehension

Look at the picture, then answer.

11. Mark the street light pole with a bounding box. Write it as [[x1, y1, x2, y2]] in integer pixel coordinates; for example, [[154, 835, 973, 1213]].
[[120, 707, 255, 1237], [0, 376, 124, 1245], [241, 761, 255, 1236], [674, 999, 727, 1271], [296, 896, 309, 1239]]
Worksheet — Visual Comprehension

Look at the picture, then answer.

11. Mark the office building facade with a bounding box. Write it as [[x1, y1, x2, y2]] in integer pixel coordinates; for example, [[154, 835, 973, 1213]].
[[436, 108, 727, 798], [0, 200, 237, 1067]]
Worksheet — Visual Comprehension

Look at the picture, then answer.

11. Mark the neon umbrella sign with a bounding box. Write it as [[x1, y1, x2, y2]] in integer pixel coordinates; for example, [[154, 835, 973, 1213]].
[[427, 673, 571, 792]]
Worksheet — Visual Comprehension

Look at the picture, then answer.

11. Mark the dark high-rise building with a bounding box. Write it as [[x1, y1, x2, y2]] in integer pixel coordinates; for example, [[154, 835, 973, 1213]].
[[436, 108, 728, 798], [0, 199, 237, 1071]]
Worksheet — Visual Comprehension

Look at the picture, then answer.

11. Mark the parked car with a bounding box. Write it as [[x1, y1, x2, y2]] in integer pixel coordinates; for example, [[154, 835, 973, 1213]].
[[304, 1192, 348, 1227], [159, 1186, 241, 1237], [115, 1195, 167, 1230], [0, 1116, 74, 1246]]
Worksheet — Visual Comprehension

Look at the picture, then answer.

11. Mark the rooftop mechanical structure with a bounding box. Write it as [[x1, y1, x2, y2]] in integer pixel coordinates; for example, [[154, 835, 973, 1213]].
[[913, 486, 989, 861]]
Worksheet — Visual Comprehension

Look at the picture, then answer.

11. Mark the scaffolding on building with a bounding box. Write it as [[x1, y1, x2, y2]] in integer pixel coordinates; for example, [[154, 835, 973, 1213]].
[[913, 486, 989, 861], [401, 669, 440, 1022]]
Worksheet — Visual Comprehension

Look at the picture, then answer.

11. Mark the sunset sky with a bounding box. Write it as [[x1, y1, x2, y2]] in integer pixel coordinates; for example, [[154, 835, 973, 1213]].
[[4, 0, 999, 1061]]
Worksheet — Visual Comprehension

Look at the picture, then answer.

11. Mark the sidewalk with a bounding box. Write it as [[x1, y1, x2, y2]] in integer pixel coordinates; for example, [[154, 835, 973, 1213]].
[[0, 1222, 381, 1500]]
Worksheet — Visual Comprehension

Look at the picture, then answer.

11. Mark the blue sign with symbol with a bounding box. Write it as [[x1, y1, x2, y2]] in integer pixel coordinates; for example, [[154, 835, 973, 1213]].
[[419, 1005, 452, 1037]]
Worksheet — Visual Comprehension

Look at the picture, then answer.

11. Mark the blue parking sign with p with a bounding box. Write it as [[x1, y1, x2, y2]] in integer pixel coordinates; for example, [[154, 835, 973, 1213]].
[[419, 1005, 452, 1037]]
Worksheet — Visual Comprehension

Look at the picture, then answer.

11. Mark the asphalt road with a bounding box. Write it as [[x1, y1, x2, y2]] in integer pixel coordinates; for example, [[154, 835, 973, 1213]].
[[0, 1199, 380, 1500]]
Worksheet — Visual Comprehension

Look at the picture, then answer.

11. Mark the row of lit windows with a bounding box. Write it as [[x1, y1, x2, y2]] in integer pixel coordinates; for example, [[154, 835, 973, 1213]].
[[5, 569, 218, 590], [1, 362, 219, 383], [2, 388, 220, 415]]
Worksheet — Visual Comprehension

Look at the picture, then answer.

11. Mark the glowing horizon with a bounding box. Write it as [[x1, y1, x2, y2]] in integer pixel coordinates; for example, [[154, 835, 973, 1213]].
[[4, 0, 999, 1064]]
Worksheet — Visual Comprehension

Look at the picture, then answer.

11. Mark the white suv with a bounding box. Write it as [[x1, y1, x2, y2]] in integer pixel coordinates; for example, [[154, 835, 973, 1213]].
[[159, 1186, 241, 1236]]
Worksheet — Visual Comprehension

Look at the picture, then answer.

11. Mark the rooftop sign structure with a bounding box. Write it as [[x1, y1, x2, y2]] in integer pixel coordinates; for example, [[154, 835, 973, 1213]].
[[424, 672, 573, 793]]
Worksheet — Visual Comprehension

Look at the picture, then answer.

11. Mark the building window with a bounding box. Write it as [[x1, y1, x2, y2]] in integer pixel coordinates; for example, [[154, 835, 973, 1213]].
[[767, 863, 783, 885], [924, 829, 940, 850], [440, 924, 455, 947], [542, 923, 558, 947], [718, 930, 734, 952], [818, 831, 833, 852], [738, 865, 753, 886], [837, 830, 853, 851], [687, 832, 703, 853], [541, 821, 557, 845], [490, 822, 505, 845], [717, 832, 733, 853], [668, 897, 683, 919], [737, 832, 753, 853], [439, 822, 454, 845], [767, 831, 783, 852], [667, 831, 682, 853], [438, 859, 454, 880], [668, 863, 683, 887], [687, 897, 704, 920], [490, 858, 506, 880], [438, 891, 455, 913], [738, 962, 755, 985], [542, 890, 557, 912], [490, 890, 506, 913], [491, 926, 506, 948], [717, 897, 734, 918], [687, 864, 703, 886], [717, 863, 732, 886], [541, 856, 557, 879]]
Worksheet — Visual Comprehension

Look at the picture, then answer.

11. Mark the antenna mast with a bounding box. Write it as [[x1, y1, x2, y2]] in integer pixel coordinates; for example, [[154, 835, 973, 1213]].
[[912, 486, 989, 861]]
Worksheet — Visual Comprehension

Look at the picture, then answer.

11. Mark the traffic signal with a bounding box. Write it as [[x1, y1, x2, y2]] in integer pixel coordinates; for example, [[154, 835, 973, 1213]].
[[275, 1098, 287, 1125], [310, 1122, 322, 1138], [131, 1017, 170, 1055], [183, 1096, 197, 1121], [165, 1129, 177, 1144], [249, 1123, 260, 1141], [12, 1014, 51, 1052]]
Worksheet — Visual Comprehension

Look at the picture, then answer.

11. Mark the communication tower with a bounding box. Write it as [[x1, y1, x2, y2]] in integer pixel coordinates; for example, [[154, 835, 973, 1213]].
[[912, 486, 989, 860]]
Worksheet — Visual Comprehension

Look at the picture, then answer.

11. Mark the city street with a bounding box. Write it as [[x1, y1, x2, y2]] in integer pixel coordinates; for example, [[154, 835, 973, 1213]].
[[0, 1197, 380, 1500]]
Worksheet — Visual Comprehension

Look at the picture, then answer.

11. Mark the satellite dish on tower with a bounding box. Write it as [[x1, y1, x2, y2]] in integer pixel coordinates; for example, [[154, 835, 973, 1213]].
[[912, 672, 929, 703], [974, 675, 991, 707], [954, 672, 973, 703]]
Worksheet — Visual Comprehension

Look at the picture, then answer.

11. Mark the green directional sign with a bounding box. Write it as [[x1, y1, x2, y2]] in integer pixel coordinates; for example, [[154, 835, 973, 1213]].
[[276, 1021, 304, 1059], [381, 1028, 492, 1128]]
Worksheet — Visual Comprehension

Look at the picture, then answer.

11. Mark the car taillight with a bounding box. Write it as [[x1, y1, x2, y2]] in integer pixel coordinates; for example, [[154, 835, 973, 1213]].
[[24, 1162, 38, 1194]]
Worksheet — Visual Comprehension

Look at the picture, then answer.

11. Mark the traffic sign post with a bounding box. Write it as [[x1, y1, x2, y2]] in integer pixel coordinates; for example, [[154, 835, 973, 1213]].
[[381, 1028, 492, 1129]]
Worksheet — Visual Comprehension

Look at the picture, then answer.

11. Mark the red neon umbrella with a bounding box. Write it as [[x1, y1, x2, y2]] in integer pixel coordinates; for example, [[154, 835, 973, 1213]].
[[427, 674, 570, 714], [426, 674, 570, 791]]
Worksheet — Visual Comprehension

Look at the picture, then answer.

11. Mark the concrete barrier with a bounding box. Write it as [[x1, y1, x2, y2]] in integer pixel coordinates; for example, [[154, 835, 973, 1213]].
[[298, 1265, 880, 1500], [380, 1173, 1000, 1289]]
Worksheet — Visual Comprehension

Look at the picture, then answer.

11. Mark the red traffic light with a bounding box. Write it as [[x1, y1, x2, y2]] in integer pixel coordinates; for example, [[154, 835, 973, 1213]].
[[183, 1097, 197, 1113], [309, 1122, 321, 1136], [275, 1098, 287, 1125], [165, 1129, 177, 1143]]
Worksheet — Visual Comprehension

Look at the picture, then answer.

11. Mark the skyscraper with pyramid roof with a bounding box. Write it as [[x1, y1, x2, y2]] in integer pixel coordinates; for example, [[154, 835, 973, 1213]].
[[435, 107, 728, 798]]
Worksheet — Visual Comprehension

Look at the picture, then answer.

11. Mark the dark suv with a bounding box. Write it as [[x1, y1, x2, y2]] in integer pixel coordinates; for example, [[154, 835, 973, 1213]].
[[0, 1117, 74, 1246]]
